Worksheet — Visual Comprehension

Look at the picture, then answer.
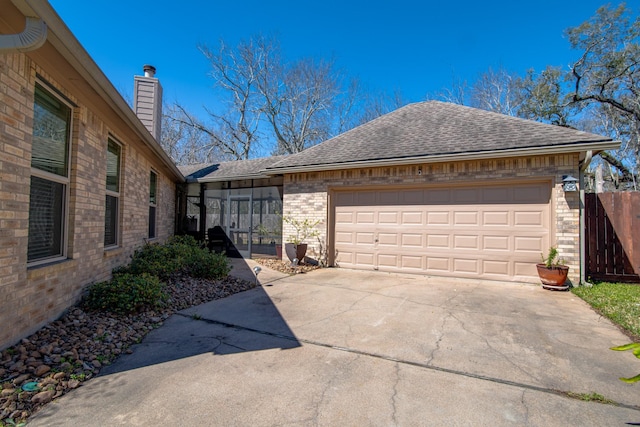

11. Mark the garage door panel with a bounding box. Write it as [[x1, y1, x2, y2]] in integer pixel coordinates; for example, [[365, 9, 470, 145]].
[[427, 234, 450, 248], [427, 211, 449, 225], [426, 257, 450, 271], [335, 231, 355, 244], [454, 258, 479, 273], [454, 211, 479, 225], [378, 211, 399, 224], [514, 236, 545, 252], [482, 211, 510, 226], [401, 233, 423, 247], [355, 252, 375, 266], [401, 211, 423, 225], [454, 235, 480, 250], [483, 235, 510, 251], [483, 260, 510, 275], [356, 211, 375, 224], [514, 211, 545, 227], [401, 255, 423, 269], [334, 181, 552, 283], [378, 254, 398, 268], [356, 232, 375, 244], [335, 211, 354, 224]]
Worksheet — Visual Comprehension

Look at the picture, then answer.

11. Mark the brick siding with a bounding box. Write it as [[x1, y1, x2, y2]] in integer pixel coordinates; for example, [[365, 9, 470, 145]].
[[283, 154, 580, 283], [0, 54, 176, 350]]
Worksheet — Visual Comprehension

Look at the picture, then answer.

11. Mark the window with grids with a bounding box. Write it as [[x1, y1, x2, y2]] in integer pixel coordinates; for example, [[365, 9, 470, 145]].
[[104, 139, 121, 247], [149, 171, 157, 239], [28, 83, 72, 263]]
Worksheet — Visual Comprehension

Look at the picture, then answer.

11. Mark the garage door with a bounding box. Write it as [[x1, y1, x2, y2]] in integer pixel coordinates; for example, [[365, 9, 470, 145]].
[[333, 181, 552, 283]]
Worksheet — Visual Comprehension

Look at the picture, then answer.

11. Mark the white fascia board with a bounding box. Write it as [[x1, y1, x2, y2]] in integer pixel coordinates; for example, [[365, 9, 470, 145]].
[[264, 141, 621, 175]]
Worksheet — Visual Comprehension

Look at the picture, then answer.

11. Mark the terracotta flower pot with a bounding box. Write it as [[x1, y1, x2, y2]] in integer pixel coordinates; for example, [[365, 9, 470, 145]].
[[536, 264, 570, 290]]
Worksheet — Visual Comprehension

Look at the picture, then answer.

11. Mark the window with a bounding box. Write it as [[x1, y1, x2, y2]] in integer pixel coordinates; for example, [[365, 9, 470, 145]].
[[28, 83, 72, 263], [104, 139, 121, 247], [149, 171, 157, 239]]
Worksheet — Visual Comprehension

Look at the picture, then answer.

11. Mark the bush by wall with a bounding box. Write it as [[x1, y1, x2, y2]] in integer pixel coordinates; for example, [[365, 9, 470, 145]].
[[85, 235, 231, 314]]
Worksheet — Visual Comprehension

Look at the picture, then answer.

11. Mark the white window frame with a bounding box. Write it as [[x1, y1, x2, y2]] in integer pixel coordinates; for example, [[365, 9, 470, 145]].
[[28, 80, 73, 267], [104, 138, 122, 248]]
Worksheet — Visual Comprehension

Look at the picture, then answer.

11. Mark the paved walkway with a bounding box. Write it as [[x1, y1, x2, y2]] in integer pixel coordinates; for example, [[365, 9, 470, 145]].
[[30, 260, 640, 426]]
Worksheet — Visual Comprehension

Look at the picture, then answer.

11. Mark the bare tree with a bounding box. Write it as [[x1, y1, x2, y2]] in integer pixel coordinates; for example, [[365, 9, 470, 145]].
[[161, 104, 235, 164], [471, 66, 521, 116], [163, 34, 365, 159], [259, 56, 342, 154], [433, 68, 522, 116]]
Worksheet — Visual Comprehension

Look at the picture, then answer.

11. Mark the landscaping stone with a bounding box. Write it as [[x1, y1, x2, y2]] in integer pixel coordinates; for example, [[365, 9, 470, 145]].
[[0, 273, 255, 425]]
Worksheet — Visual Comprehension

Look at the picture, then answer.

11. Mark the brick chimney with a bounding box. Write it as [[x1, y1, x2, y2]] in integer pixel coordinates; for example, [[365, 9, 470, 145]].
[[133, 65, 163, 140]]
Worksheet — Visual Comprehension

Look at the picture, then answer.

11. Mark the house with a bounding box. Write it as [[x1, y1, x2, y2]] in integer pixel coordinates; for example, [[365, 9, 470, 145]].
[[0, 0, 184, 350], [184, 102, 619, 285]]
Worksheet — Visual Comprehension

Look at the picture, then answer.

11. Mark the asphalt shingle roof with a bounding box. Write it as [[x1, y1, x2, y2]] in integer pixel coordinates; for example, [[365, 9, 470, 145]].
[[268, 101, 613, 171], [179, 156, 286, 182]]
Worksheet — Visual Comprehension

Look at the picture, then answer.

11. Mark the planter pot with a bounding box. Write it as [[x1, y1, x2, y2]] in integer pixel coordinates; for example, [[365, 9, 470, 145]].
[[284, 243, 307, 263], [536, 264, 570, 290]]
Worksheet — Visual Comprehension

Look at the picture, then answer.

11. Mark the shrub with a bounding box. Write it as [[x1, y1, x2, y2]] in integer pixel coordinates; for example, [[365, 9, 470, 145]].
[[84, 273, 167, 314], [186, 251, 231, 280]]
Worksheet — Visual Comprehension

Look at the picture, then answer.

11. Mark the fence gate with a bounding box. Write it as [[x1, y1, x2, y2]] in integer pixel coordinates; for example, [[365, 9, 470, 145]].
[[585, 192, 640, 283]]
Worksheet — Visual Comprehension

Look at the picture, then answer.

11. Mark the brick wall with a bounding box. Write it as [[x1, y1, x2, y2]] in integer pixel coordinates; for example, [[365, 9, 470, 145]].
[[0, 53, 176, 350], [283, 154, 580, 283]]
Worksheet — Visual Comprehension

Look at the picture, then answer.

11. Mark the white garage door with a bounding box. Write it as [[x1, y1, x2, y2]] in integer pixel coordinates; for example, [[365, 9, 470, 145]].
[[333, 181, 552, 283]]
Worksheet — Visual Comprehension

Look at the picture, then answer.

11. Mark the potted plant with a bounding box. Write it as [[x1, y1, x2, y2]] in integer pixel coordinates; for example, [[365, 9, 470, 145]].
[[536, 247, 570, 290], [282, 216, 321, 263]]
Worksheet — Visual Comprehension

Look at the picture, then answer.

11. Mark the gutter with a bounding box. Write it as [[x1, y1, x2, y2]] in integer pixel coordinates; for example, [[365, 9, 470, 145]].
[[15, 0, 184, 182], [264, 140, 621, 175]]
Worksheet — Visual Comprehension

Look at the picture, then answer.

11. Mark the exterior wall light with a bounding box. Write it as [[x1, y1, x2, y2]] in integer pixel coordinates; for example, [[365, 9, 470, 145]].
[[562, 175, 578, 192]]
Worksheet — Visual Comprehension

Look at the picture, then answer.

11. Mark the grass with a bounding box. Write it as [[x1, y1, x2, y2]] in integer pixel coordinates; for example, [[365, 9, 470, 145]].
[[572, 282, 640, 339]]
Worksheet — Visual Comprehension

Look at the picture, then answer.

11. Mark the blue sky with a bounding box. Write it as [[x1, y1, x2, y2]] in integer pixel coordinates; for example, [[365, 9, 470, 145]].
[[49, 0, 626, 119]]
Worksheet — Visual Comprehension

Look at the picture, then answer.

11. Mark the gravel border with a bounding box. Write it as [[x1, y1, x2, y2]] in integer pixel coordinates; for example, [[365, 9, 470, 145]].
[[0, 274, 255, 425]]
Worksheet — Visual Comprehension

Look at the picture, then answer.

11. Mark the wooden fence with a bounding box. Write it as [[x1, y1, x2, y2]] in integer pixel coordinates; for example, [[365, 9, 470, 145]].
[[585, 192, 640, 283]]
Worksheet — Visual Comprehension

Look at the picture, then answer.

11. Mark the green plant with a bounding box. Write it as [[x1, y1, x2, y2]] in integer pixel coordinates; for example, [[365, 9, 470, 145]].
[[83, 273, 167, 314], [540, 246, 565, 268], [610, 343, 640, 384], [185, 250, 231, 280], [70, 373, 86, 381], [282, 216, 321, 245], [566, 391, 614, 404], [2, 418, 26, 427]]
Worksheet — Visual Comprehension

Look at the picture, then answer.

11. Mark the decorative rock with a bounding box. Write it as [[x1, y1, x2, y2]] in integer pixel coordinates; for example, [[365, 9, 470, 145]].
[[31, 390, 55, 405], [34, 365, 51, 377], [67, 379, 80, 389], [13, 374, 30, 385], [1, 388, 15, 396], [53, 372, 66, 380]]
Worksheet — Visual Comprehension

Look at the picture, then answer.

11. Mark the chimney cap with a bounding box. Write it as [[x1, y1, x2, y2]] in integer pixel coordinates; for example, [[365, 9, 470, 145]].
[[143, 64, 156, 78]]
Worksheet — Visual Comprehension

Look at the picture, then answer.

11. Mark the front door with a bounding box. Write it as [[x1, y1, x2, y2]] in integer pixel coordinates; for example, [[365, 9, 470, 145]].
[[226, 195, 252, 258]]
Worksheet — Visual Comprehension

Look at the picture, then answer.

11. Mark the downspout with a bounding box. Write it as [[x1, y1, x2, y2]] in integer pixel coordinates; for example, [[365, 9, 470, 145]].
[[0, 17, 47, 53], [579, 150, 593, 286]]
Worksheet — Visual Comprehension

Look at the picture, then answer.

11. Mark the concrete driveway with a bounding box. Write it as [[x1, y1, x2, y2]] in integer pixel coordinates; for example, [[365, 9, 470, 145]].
[[31, 259, 640, 426]]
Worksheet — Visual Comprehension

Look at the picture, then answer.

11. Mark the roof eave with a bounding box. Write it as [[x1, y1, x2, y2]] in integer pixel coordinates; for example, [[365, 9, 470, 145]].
[[189, 173, 273, 183], [265, 140, 621, 175], [16, 0, 185, 182]]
